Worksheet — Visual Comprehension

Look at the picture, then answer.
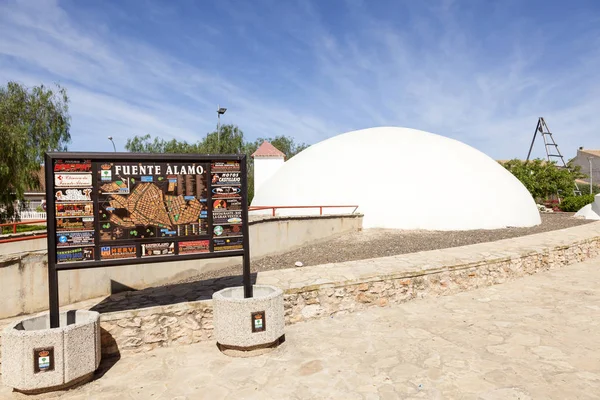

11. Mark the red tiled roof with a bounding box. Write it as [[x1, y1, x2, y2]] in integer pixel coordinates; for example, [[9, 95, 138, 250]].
[[25, 166, 45, 193], [251, 141, 286, 158]]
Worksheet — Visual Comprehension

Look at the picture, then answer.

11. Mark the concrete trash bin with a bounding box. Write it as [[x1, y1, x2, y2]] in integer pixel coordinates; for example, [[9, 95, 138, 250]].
[[1, 310, 101, 394], [213, 285, 285, 356]]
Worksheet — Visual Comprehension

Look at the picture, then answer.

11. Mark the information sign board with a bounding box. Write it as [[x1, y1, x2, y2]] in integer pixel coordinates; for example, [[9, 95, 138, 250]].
[[45, 152, 252, 328]]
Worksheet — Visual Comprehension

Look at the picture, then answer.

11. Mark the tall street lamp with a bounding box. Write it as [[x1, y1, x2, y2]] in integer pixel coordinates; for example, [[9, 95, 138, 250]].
[[217, 105, 227, 149], [589, 157, 594, 194], [108, 136, 116, 152]]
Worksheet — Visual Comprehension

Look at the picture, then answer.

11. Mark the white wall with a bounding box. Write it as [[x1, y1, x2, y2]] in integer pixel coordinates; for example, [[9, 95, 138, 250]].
[[0, 214, 363, 319], [254, 157, 284, 194]]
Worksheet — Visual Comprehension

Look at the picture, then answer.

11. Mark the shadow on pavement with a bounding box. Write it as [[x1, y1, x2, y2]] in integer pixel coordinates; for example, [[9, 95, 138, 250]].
[[89, 273, 258, 314]]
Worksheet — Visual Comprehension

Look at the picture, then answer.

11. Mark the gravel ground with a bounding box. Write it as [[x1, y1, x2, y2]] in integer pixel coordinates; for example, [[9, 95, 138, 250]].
[[179, 212, 594, 283]]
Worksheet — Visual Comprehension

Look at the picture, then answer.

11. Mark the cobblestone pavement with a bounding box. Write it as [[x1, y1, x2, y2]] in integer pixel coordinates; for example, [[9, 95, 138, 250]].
[[2, 257, 600, 400]]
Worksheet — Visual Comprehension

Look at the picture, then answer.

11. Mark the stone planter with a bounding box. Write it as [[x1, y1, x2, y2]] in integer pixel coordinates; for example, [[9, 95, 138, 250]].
[[1, 310, 101, 394], [213, 285, 285, 356]]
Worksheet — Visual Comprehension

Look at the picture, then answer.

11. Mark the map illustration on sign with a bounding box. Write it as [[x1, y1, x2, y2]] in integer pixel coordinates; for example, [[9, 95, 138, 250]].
[[98, 162, 209, 241]]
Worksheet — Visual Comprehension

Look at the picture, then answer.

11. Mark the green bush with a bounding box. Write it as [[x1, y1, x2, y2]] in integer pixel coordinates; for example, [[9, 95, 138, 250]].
[[1, 224, 46, 234], [559, 194, 595, 212]]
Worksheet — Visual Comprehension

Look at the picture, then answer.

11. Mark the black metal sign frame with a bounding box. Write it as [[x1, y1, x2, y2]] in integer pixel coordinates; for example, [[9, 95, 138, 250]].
[[44, 152, 252, 329]]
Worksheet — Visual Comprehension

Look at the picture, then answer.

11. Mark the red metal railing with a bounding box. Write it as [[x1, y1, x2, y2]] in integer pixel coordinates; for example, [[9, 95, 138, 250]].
[[248, 205, 359, 217], [0, 220, 47, 243]]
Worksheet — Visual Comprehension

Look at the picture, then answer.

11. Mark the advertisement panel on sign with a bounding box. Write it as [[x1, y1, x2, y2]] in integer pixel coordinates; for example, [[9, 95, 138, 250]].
[[54, 174, 93, 187], [55, 189, 92, 202], [212, 185, 242, 198], [54, 161, 92, 173], [178, 240, 210, 254], [56, 231, 95, 247], [55, 202, 94, 217], [213, 237, 244, 252], [212, 210, 242, 225], [213, 198, 242, 210], [211, 172, 241, 185], [56, 247, 95, 263], [213, 224, 242, 237], [141, 242, 175, 257], [211, 161, 241, 172], [100, 245, 137, 260], [56, 217, 94, 231]]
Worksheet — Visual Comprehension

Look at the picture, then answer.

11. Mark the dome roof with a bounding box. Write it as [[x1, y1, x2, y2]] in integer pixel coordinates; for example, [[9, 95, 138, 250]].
[[251, 127, 541, 230]]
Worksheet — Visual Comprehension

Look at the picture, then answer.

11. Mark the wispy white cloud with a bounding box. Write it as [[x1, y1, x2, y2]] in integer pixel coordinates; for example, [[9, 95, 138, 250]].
[[1, 0, 599, 160]]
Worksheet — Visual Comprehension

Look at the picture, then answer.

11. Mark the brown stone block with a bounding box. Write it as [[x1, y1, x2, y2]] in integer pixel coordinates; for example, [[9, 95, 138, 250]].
[[143, 327, 167, 344], [357, 293, 373, 303], [306, 297, 320, 305]]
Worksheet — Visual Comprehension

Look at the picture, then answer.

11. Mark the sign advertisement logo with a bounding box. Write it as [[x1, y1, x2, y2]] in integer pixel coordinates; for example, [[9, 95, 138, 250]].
[[101, 169, 112, 181], [54, 174, 93, 187], [178, 240, 210, 254], [33, 347, 54, 373], [56, 247, 95, 263], [100, 245, 137, 260], [141, 242, 175, 257], [55, 189, 92, 202], [251, 311, 266, 333]]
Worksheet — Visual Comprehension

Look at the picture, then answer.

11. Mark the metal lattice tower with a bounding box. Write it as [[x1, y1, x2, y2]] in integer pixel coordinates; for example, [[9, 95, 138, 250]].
[[526, 117, 581, 196]]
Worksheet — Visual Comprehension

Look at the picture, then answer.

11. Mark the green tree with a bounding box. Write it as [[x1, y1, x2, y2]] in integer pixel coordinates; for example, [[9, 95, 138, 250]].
[[501, 158, 584, 202], [125, 125, 309, 203], [125, 124, 245, 154], [125, 134, 202, 153], [0, 81, 71, 222]]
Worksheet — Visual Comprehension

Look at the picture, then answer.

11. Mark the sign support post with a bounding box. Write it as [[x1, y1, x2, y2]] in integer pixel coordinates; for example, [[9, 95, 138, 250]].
[[240, 156, 253, 299], [45, 154, 61, 328]]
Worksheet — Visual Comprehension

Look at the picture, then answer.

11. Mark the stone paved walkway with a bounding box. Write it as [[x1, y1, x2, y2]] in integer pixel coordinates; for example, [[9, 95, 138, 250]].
[[2, 258, 600, 400]]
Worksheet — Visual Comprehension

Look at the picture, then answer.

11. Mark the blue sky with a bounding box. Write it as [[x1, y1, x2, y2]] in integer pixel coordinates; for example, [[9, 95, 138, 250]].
[[1, 0, 600, 160]]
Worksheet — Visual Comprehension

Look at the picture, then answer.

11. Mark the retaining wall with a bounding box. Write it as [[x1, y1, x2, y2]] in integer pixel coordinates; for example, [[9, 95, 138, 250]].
[[95, 222, 600, 358], [0, 214, 363, 319]]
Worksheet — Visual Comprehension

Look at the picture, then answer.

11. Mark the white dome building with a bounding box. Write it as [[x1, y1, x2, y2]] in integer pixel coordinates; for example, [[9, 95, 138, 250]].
[[250, 127, 541, 231]]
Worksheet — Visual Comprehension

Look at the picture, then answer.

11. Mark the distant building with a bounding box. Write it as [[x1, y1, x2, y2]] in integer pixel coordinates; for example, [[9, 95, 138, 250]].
[[13, 166, 47, 219], [251, 141, 285, 194], [571, 148, 600, 187]]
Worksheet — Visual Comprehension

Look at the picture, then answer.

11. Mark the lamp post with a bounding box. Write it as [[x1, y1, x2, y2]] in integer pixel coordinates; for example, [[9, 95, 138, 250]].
[[107, 136, 116, 152], [217, 105, 227, 150], [589, 157, 594, 194]]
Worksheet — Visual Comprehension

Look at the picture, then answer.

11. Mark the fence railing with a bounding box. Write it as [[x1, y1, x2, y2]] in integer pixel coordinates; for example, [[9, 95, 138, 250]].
[[248, 205, 359, 217], [0, 219, 47, 243], [18, 211, 47, 220]]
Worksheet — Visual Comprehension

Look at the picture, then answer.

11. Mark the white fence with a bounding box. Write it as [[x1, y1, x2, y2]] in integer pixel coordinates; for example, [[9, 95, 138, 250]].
[[18, 211, 47, 220]]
